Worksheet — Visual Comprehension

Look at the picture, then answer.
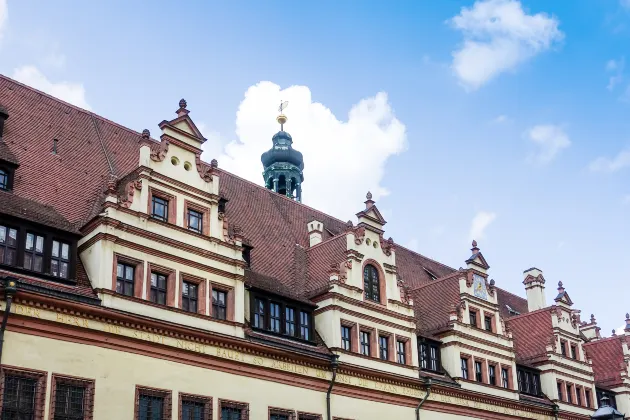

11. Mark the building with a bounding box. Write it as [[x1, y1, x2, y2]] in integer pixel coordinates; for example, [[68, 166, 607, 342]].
[[0, 74, 628, 419]]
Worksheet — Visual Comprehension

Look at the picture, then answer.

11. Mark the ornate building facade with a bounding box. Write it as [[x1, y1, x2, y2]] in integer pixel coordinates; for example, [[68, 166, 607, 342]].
[[0, 74, 627, 419]]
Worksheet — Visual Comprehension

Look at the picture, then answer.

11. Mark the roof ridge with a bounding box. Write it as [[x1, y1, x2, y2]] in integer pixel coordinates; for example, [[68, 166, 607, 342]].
[[506, 307, 551, 321], [495, 286, 527, 302], [408, 271, 462, 292], [395, 244, 457, 273], [306, 232, 347, 251], [583, 336, 622, 346]]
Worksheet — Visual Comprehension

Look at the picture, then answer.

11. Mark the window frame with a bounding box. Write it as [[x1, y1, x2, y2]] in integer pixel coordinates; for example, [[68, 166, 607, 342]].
[[570, 344, 577, 360], [23, 231, 45, 273], [179, 274, 207, 316], [50, 373, 95, 420], [182, 281, 199, 314], [488, 364, 497, 386], [517, 366, 542, 396], [418, 339, 441, 373], [0, 163, 16, 192], [0, 223, 18, 267], [501, 367, 510, 389], [296, 412, 322, 420], [0, 365, 47, 420], [362, 264, 380, 303], [484, 315, 493, 332], [268, 407, 295, 420], [50, 239, 71, 280], [134, 385, 172, 420], [460, 357, 469, 380], [116, 261, 136, 297], [150, 271, 168, 306], [219, 399, 249, 420], [469, 309, 478, 328], [187, 209, 203, 235], [341, 325, 352, 351], [474, 360, 483, 383], [249, 291, 315, 344], [151, 195, 170, 223], [378, 335, 389, 361], [148, 188, 176, 225], [178, 392, 212, 420], [360, 330, 371, 356]]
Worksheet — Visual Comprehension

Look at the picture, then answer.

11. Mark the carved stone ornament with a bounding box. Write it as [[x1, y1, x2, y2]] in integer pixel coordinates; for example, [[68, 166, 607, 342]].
[[344, 260, 352, 269], [353, 226, 366, 245], [118, 179, 142, 208], [397, 277, 409, 304], [150, 139, 169, 162], [195, 154, 214, 182], [380, 236, 395, 256]]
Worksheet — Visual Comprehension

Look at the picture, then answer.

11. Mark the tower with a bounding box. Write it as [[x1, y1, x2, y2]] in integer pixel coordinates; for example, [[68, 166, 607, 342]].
[[260, 102, 304, 202]]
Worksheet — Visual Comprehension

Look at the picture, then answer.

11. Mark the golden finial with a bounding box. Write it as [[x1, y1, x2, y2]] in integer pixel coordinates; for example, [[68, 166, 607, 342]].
[[277, 100, 289, 131]]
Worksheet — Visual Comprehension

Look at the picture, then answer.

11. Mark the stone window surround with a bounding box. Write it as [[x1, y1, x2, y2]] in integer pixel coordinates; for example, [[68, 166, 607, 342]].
[[50, 373, 95, 420]]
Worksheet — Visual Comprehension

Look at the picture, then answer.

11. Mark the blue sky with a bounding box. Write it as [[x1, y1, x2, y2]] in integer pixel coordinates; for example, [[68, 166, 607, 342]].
[[1, 0, 629, 333]]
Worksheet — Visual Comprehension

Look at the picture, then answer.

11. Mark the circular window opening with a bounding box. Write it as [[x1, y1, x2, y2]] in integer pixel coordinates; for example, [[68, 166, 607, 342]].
[[366, 238, 371, 246], [184, 161, 192, 171], [171, 156, 180, 166], [373, 241, 378, 248]]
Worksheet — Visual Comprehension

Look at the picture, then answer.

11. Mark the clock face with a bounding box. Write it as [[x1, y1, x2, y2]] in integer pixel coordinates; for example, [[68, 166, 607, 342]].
[[473, 274, 488, 300]]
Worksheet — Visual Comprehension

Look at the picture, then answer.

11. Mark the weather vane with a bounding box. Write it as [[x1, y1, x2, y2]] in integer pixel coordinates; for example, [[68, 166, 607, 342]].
[[277, 100, 289, 131]]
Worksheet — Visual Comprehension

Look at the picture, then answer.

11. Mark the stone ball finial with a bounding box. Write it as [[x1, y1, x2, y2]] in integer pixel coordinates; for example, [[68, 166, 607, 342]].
[[626, 313, 630, 319], [210, 159, 218, 168], [612, 329, 616, 335], [558, 281, 563, 288], [366, 191, 372, 200], [141, 129, 150, 139], [490, 279, 495, 286], [179, 98, 187, 109], [472, 239, 478, 248]]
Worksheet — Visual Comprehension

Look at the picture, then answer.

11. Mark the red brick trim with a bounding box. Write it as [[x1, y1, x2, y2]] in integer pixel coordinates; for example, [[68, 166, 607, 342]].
[[361, 259, 387, 305], [183, 199, 210, 236], [134, 385, 172, 420], [49, 373, 95, 420], [113, 253, 145, 299], [269, 406, 296, 420], [147, 262, 176, 306], [219, 399, 249, 420], [178, 392, 212, 420], [0, 365, 47, 420], [179, 272, 207, 315]]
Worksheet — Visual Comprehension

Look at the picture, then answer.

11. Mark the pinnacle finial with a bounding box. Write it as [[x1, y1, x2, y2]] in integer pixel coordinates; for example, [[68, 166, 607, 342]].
[[141, 129, 150, 139], [366, 191, 373, 200], [179, 98, 187, 109], [472, 239, 478, 248], [626, 313, 630, 319], [558, 281, 563, 288], [612, 329, 616, 336]]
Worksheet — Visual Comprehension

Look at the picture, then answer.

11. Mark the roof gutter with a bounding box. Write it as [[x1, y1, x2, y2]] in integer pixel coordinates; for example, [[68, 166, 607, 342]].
[[416, 378, 432, 420], [0, 278, 18, 365], [326, 355, 339, 420]]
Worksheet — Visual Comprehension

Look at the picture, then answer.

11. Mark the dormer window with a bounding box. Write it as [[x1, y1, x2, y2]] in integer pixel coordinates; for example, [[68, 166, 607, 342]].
[[363, 264, 380, 303], [23, 233, 44, 272], [250, 292, 314, 343], [0, 168, 8, 190], [51, 240, 70, 279], [0, 225, 17, 265], [517, 365, 542, 396], [151, 196, 169, 222]]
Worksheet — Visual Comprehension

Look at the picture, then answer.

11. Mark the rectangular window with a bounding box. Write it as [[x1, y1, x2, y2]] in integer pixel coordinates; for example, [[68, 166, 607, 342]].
[[181, 400, 205, 420], [270, 415, 289, 420], [2, 375, 36, 418], [300, 311, 311, 340], [0, 225, 17, 266], [51, 240, 71, 279], [253, 298, 265, 329], [221, 407, 242, 420], [488, 365, 496, 386], [585, 389, 591, 408], [379, 336, 389, 360], [557, 382, 563, 401], [429, 345, 438, 371], [360, 331, 371, 356], [566, 383, 573, 404], [561, 341, 567, 357], [138, 394, 164, 420], [151, 196, 169, 222], [187, 209, 203, 234], [23, 232, 44, 272], [116, 262, 135, 296], [54, 383, 85, 420], [576, 387, 582, 406], [570, 345, 577, 360], [461, 358, 469, 380], [286, 308, 296, 337], [0, 170, 7, 190], [212, 289, 227, 320], [341, 326, 351, 351], [419, 341, 440, 372], [396, 340, 406, 364], [469, 310, 477, 327], [474, 361, 483, 383], [150, 272, 167, 305], [484, 316, 492, 332], [182, 281, 198, 313], [501, 368, 509, 389], [270, 303, 281, 333]]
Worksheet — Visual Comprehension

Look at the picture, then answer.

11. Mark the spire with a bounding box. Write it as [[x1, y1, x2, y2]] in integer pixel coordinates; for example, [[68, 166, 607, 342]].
[[261, 100, 304, 202]]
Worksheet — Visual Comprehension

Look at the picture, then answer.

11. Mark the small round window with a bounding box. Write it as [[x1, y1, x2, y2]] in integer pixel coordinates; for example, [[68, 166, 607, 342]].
[[171, 156, 180, 166]]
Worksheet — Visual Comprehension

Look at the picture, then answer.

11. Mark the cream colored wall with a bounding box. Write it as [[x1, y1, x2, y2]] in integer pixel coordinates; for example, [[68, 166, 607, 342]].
[[2, 332, 472, 420], [611, 384, 630, 416]]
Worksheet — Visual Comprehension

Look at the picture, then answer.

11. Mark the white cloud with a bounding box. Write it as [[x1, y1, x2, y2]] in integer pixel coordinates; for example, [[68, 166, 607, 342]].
[[492, 114, 510, 124], [0, 0, 7, 41], [12, 66, 91, 110], [606, 57, 624, 91], [622, 0, 630, 10], [469, 211, 497, 242], [589, 149, 630, 173], [526, 124, 570, 164], [202, 82, 406, 220], [449, 0, 563, 90]]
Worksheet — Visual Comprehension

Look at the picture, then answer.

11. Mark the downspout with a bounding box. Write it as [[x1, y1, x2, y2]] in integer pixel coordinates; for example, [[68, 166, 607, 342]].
[[326, 355, 339, 420], [415, 378, 432, 420], [0, 278, 17, 364], [552, 404, 559, 420]]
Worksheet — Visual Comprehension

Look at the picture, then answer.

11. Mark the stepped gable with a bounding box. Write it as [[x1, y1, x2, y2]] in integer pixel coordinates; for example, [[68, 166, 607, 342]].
[[0, 74, 145, 227], [505, 308, 554, 364], [584, 336, 626, 388]]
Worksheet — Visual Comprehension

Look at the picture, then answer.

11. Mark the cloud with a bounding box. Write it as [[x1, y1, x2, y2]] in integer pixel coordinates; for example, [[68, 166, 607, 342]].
[[606, 57, 624, 91], [526, 124, 570, 164], [0, 0, 7, 41], [469, 211, 497, 242], [492, 114, 510, 124], [622, 0, 630, 10], [202, 82, 406, 220], [449, 0, 563, 90], [589, 149, 630, 173], [12, 66, 91, 110]]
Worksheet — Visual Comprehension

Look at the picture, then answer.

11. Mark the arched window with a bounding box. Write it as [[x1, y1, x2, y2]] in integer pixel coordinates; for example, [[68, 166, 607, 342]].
[[363, 264, 380, 302]]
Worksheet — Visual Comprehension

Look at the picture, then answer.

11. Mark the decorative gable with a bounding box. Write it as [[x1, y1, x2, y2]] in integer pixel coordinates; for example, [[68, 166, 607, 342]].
[[465, 240, 490, 272], [158, 99, 206, 150], [355, 192, 386, 232]]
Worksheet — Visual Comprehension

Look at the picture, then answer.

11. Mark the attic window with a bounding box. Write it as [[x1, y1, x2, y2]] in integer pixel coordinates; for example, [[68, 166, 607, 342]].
[[52, 139, 58, 154], [242, 245, 252, 267], [505, 305, 520, 316], [0, 165, 15, 191], [218, 198, 227, 214]]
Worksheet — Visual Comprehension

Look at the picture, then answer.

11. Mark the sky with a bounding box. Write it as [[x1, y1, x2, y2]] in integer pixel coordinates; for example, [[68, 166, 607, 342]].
[[0, 0, 629, 334]]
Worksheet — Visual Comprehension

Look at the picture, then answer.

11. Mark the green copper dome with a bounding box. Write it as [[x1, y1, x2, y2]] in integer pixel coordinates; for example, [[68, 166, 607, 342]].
[[261, 129, 304, 202]]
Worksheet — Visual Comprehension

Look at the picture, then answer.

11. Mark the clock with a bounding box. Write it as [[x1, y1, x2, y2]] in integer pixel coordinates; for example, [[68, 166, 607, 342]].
[[472, 274, 488, 300]]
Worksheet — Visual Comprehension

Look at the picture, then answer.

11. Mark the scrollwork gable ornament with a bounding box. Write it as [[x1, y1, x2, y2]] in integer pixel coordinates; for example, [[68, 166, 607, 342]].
[[195, 154, 215, 183], [118, 178, 142, 208], [150, 139, 169, 162], [353, 226, 366, 245]]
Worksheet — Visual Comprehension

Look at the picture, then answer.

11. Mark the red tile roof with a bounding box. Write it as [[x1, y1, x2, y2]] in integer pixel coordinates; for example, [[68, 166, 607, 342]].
[[505, 309, 554, 364], [409, 272, 462, 337], [584, 336, 627, 388]]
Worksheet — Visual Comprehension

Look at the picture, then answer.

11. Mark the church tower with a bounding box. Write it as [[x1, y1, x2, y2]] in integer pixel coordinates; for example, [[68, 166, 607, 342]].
[[260, 103, 304, 202]]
